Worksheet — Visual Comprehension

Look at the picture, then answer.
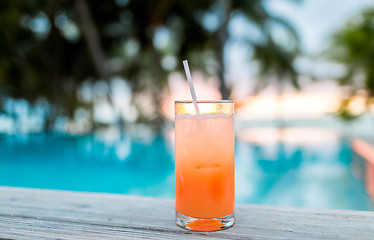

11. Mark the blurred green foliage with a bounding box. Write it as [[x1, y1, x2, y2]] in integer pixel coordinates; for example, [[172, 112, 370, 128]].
[[329, 7, 374, 122], [336, 98, 362, 122], [0, 0, 301, 131], [331, 8, 374, 94]]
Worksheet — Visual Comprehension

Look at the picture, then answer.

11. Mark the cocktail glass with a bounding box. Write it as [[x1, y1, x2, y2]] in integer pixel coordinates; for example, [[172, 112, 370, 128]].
[[175, 100, 235, 232]]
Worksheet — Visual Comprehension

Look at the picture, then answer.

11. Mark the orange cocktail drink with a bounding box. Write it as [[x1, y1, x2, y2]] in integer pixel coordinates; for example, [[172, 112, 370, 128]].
[[175, 100, 235, 231]]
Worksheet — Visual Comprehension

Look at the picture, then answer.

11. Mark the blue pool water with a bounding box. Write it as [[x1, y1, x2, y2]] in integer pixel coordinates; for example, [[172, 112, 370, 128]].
[[0, 128, 373, 211]]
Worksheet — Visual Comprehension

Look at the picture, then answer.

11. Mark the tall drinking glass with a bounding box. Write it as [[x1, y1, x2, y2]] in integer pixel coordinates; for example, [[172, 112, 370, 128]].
[[175, 100, 235, 231]]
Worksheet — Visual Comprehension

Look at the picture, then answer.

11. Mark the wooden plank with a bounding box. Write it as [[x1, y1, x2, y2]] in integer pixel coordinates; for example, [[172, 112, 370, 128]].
[[0, 186, 373, 239]]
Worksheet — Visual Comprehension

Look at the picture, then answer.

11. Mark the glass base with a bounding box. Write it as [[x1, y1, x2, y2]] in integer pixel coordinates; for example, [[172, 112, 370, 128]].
[[175, 211, 234, 232]]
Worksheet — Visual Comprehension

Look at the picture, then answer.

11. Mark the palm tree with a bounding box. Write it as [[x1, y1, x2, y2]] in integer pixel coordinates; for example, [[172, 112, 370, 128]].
[[328, 7, 374, 123], [329, 8, 374, 100], [212, 0, 301, 99], [0, 0, 301, 132]]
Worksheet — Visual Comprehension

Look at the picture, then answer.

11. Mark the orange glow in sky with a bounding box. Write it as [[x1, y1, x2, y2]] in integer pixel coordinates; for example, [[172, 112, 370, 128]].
[[162, 71, 350, 121], [235, 93, 341, 120]]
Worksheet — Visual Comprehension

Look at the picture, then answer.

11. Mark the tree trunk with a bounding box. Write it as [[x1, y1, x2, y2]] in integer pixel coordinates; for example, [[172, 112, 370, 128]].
[[216, 0, 231, 100], [46, 16, 64, 132], [75, 0, 109, 81], [75, 0, 126, 131], [147, 0, 174, 133], [275, 79, 286, 129]]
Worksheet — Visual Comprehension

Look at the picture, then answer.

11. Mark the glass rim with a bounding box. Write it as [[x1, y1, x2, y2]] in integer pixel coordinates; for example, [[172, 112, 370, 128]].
[[175, 100, 234, 104]]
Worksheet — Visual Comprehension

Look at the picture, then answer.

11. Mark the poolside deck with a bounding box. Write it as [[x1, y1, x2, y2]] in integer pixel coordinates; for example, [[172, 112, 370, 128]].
[[1, 186, 374, 239]]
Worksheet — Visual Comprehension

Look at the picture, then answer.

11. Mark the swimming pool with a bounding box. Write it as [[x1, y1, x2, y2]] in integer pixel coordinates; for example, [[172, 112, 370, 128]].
[[0, 127, 372, 211]]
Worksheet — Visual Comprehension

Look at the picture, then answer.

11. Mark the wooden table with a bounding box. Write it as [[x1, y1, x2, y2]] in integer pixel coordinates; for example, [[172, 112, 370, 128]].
[[1, 186, 373, 239]]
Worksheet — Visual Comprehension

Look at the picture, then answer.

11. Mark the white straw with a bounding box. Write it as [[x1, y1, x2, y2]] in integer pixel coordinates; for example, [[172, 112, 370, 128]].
[[182, 60, 200, 115]]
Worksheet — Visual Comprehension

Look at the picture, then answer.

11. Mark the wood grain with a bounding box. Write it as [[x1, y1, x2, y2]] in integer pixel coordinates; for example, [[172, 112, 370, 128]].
[[0, 186, 373, 239]]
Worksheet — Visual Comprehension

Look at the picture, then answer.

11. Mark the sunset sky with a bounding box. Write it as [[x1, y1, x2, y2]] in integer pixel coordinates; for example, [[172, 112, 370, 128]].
[[166, 0, 374, 121]]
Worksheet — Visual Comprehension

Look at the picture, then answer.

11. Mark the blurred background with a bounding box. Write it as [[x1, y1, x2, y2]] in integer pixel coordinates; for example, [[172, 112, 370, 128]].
[[1, 0, 374, 210]]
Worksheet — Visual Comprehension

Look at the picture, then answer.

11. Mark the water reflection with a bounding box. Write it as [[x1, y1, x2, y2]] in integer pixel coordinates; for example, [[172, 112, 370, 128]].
[[236, 128, 374, 211], [254, 143, 303, 174], [352, 138, 374, 203]]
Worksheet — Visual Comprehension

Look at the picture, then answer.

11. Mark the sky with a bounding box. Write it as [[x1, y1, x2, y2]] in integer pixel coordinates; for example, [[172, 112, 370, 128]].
[[266, 0, 374, 54], [221, 0, 374, 120], [225, 0, 374, 97], [227, 0, 374, 85]]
